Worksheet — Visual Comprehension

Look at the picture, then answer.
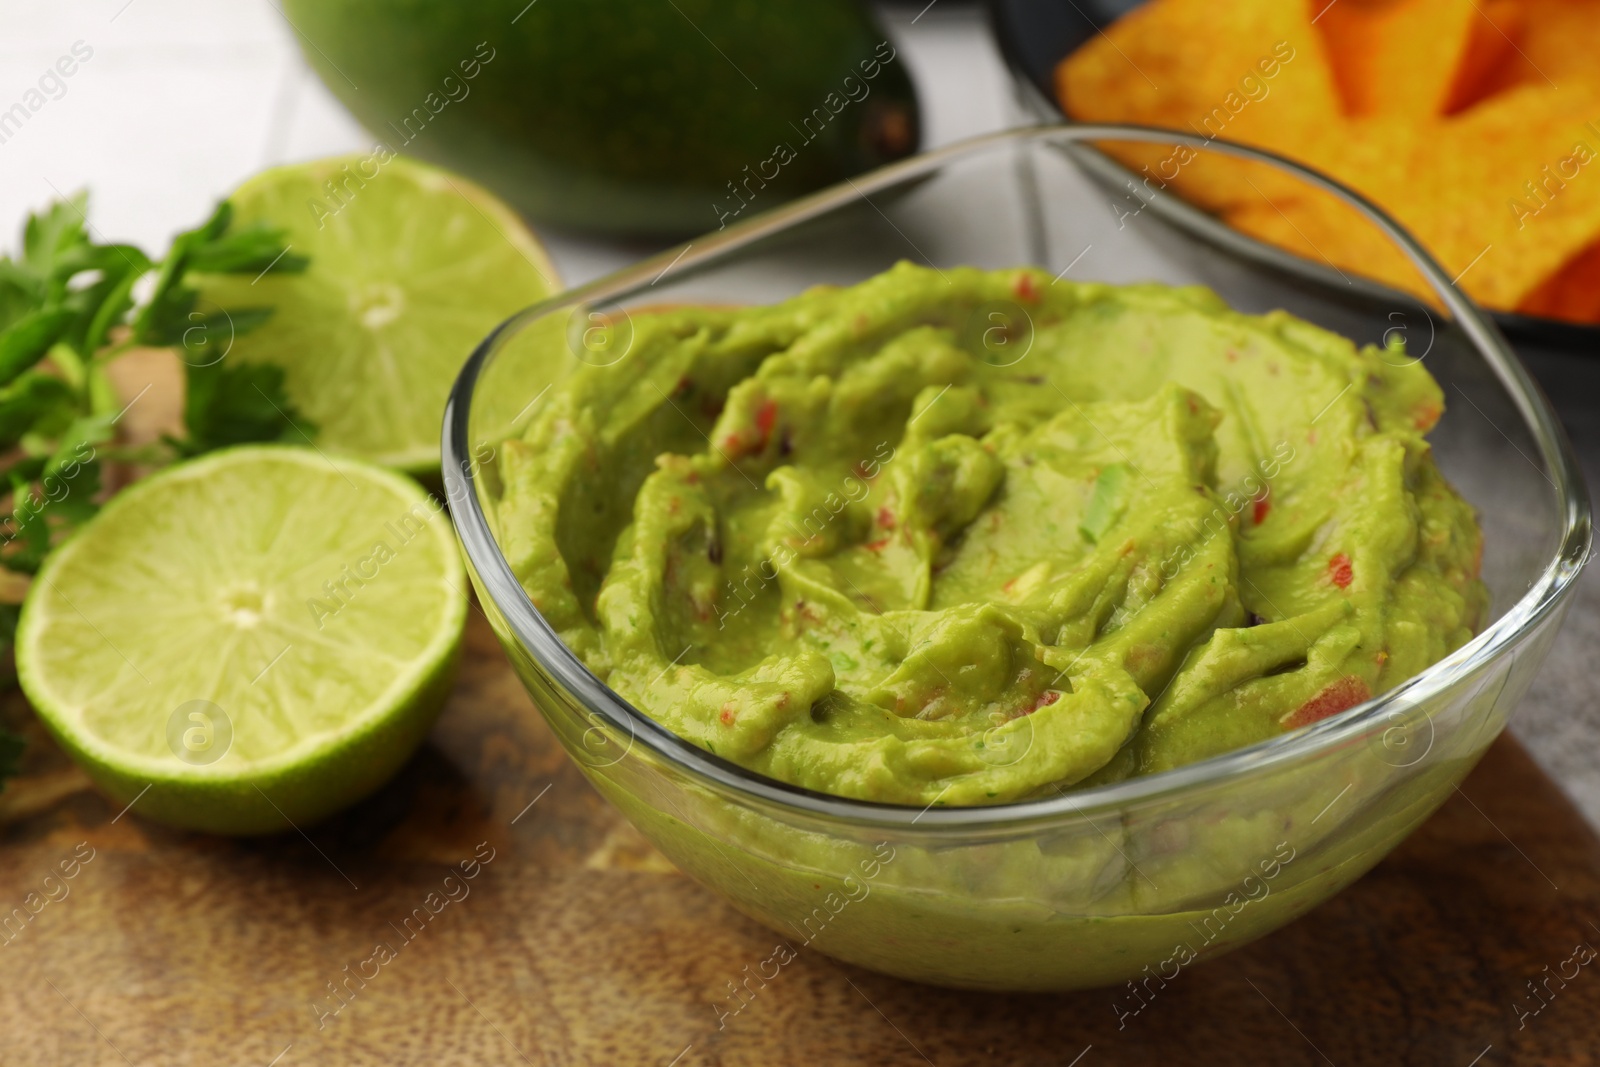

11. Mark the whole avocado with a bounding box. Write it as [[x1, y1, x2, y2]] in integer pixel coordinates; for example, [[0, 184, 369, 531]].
[[281, 0, 921, 236]]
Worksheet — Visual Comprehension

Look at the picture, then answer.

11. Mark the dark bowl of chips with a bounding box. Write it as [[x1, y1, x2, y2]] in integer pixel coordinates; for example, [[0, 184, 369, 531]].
[[988, 0, 1600, 352]]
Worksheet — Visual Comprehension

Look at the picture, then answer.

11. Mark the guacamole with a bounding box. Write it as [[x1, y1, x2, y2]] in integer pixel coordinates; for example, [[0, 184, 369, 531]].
[[496, 264, 1485, 806]]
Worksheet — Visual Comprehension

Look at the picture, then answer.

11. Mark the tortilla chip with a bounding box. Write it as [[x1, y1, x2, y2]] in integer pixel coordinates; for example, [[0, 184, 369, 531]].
[[1318, 0, 1491, 117], [1055, 0, 1600, 323], [1473, 0, 1600, 98], [1402, 84, 1600, 309], [1057, 0, 1346, 210], [1518, 239, 1600, 322], [1225, 196, 1427, 296], [1442, 0, 1526, 112]]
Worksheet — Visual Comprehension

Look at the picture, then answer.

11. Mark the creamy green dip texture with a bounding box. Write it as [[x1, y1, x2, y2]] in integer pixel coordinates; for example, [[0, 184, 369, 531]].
[[496, 264, 1485, 806]]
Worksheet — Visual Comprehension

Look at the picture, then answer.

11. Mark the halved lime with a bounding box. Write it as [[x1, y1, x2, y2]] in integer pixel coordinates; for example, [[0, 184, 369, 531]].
[[15, 446, 467, 835], [197, 154, 560, 474]]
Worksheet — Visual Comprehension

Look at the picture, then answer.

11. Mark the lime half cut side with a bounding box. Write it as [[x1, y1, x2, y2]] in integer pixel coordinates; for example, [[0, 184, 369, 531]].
[[196, 154, 560, 474], [15, 446, 468, 835]]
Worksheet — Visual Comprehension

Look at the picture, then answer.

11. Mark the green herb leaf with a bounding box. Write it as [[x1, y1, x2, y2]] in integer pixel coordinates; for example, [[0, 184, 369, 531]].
[[133, 201, 304, 350], [187, 215, 309, 276], [0, 373, 77, 449], [40, 451, 102, 529], [0, 263, 41, 332], [176, 360, 312, 456], [60, 243, 152, 356], [21, 192, 90, 286], [0, 307, 75, 385], [0, 191, 303, 582], [3, 471, 52, 574]]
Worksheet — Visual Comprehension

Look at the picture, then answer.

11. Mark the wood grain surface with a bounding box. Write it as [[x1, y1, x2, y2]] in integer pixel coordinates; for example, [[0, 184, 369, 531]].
[[0, 609, 1595, 1067]]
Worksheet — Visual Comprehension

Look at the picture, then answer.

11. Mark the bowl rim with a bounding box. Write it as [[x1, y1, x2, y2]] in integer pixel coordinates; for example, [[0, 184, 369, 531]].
[[443, 123, 1592, 832]]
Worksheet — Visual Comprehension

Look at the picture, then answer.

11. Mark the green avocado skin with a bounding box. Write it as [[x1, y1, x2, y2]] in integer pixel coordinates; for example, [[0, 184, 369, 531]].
[[280, 0, 921, 235]]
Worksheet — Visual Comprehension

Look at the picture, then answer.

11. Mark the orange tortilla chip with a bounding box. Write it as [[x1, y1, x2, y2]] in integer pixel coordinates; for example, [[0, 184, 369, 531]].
[[1206, 115, 1429, 299], [1518, 240, 1600, 322], [1402, 84, 1600, 310], [1055, 0, 1600, 323], [1317, 0, 1491, 117], [1224, 193, 1427, 298], [1441, 0, 1525, 112], [1473, 0, 1600, 98], [1057, 0, 1346, 210]]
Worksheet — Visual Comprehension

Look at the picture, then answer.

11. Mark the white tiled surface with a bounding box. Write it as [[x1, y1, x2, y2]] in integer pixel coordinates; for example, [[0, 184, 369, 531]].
[[0, 1, 351, 252], [5, 0, 1599, 825]]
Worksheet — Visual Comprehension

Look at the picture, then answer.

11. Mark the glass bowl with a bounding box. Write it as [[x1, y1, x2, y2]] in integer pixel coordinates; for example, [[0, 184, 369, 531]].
[[442, 125, 1590, 992]]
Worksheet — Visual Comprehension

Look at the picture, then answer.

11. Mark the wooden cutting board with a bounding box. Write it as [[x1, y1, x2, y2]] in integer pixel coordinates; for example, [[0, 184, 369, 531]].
[[0, 607, 1596, 1067]]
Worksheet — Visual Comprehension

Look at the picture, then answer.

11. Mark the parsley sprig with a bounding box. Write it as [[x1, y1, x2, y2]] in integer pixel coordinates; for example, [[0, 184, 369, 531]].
[[0, 192, 311, 574]]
